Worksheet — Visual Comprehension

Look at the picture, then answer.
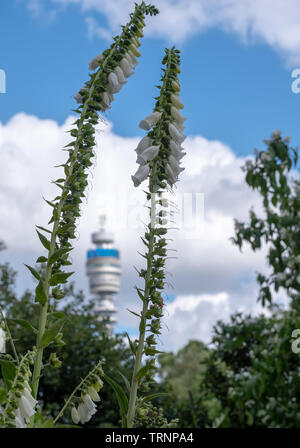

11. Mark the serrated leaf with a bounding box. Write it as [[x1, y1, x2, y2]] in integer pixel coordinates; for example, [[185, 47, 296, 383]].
[[35, 280, 48, 305], [49, 271, 74, 286], [24, 264, 40, 281], [7, 318, 38, 334], [40, 318, 65, 349], [36, 230, 51, 251], [103, 374, 128, 425], [0, 360, 17, 390]]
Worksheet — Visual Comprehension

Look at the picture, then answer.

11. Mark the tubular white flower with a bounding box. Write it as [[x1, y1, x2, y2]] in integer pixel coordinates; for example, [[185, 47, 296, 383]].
[[135, 136, 153, 155], [166, 164, 177, 185], [108, 72, 120, 94], [74, 92, 83, 104], [18, 395, 36, 423], [0, 328, 5, 353], [172, 80, 180, 92], [15, 409, 26, 428], [171, 93, 184, 109], [23, 387, 37, 409], [120, 58, 134, 77], [139, 111, 162, 130], [171, 106, 186, 124], [114, 66, 127, 85], [170, 140, 185, 159], [83, 394, 97, 413], [88, 53, 103, 71], [101, 91, 111, 109], [126, 51, 138, 68], [132, 164, 150, 187], [88, 386, 100, 402], [129, 43, 141, 58], [169, 123, 186, 144], [71, 406, 80, 424], [77, 402, 91, 424], [136, 145, 160, 165]]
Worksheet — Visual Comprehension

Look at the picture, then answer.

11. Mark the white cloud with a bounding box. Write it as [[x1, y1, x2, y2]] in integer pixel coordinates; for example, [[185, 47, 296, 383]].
[[46, 0, 300, 65], [0, 112, 271, 350]]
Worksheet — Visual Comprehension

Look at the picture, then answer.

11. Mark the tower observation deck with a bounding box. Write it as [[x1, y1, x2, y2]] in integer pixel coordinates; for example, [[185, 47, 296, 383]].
[[86, 216, 121, 333]]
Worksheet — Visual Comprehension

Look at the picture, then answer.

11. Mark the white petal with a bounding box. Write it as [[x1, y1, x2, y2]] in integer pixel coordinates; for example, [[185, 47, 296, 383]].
[[169, 123, 186, 144], [0, 329, 5, 353], [15, 409, 26, 428], [108, 72, 120, 94], [23, 387, 37, 409], [139, 111, 162, 130], [71, 407, 80, 424], [19, 396, 35, 422], [171, 93, 184, 109], [171, 106, 186, 124], [135, 136, 153, 155], [120, 58, 134, 77], [88, 53, 103, 71], [137, 145, 159, 165], [77, 402, 91, 424], [88, 386, 100, 402], [83, 394, 97, 414], [125, 51, 138, 68], [74, 93, 83, 104], [132, 164, 150, 187], [114, 66, 127, 84], [101, 92, 111, 108], [166, 164, 177, 185]]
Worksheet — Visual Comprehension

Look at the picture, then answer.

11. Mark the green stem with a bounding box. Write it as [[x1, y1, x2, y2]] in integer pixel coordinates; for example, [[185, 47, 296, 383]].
[[53, 362, 101, 425], [31, 30, 129, 399], [127, 186, 156, 428]]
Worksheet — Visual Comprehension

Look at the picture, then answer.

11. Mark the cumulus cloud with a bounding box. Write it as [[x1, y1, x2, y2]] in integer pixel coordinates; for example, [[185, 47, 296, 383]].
[[37, 0, 300, 65], [0, 112, 271, 350]]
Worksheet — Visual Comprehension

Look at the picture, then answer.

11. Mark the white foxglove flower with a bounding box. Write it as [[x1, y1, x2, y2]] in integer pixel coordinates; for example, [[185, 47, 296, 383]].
[[132, 164, 150, 187], [74, 92, 84, 104], [171, 93, 184, 109], [120, 58, 134, 77], [137, 145, 160, 165], [171, 106, 186, 124], [139, 111, 162, 130], [169, 123, 186, 144], [83, 394, 97, 413], [15, 409, 26, 428], [101, 91, 111, 109], [0, 328, 5, 353], [108, 72, 120, 94], [88, 53, 103, 71], [23, 386, 37, 409], [88, 386, 100, 402], [126, 51, 138, 68], [170, 140, 185, 160], [129, 43, 141, 58], [166, 164, 177, 185], [114, 66, 127, 85], [172, 80, 180, 92], [135, 136, 153, 155], [77, 402, 90, 424], [18, 395, 36, 423], [71, 406, 80, 424]]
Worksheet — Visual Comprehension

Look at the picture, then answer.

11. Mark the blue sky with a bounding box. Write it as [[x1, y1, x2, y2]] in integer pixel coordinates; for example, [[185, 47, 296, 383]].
[[0, 0, 299, 348], [1, 0, 300, 156]]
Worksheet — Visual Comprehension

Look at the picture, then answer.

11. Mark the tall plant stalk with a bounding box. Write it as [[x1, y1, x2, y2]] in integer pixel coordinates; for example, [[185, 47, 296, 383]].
[[126, 47, 186, 427], [30, 2, 159, 399]]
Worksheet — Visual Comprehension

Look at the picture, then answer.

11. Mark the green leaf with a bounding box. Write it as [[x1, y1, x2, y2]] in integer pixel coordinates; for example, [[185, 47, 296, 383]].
[[24, 264, 40, 281], [36, 225, 51, 234], [7, 318, 38, 334], [103, 374, 128, 424], [49, 272, 74, 286], [116, 369, 131, 393], [140, 392, 169, 405], [0, 360, 17, 390], [35, 280, 48, 305], [126, 308, 141, 318], [40, 318, 66, 349], [48, 248, 70, 265], [135, 365, 150, 382], [126, 333, 136, 356], [49, 312, 66, 319], [36, 256, 48, 263], [36, 230, 51, 251]]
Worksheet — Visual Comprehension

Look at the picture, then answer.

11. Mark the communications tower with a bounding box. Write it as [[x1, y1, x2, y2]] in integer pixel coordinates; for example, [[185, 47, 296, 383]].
[[86, 216, 121, 333]]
